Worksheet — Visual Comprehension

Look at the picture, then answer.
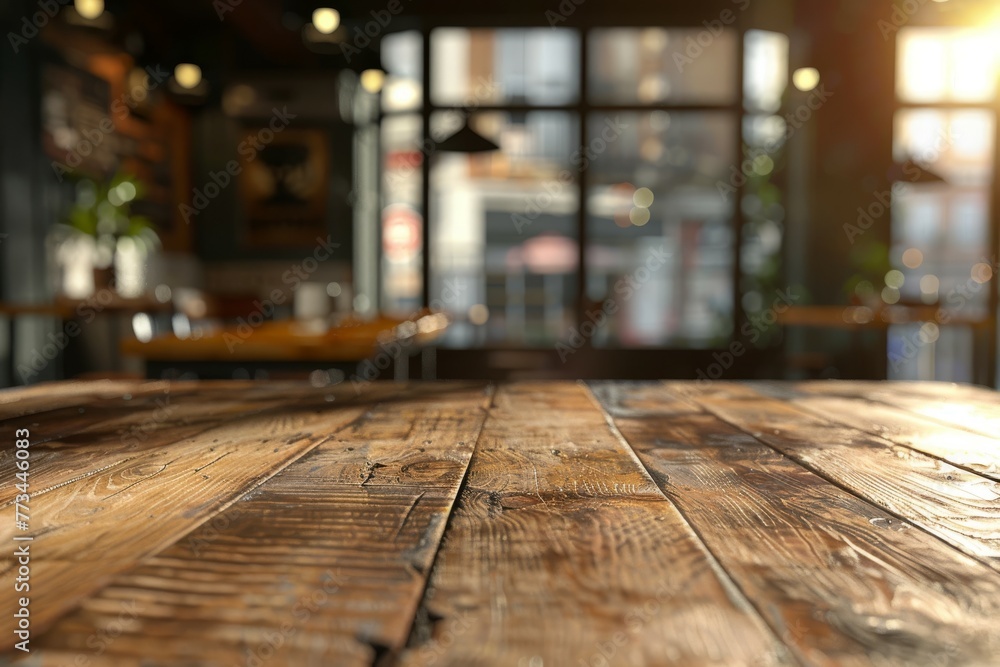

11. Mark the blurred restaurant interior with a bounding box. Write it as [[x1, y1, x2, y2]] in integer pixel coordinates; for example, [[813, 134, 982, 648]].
[[1, 0, 999, 387]]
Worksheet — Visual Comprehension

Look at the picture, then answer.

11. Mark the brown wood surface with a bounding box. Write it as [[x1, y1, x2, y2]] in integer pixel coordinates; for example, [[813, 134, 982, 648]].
[[769, 389, 1000, 482], [0, 380, 998, 666], [788, 380, 1000, 439], [396, 382, 790, 667], [29, 383, 492, 666], [593, 382, 1000, 667], [669, 382, 1000, 568]]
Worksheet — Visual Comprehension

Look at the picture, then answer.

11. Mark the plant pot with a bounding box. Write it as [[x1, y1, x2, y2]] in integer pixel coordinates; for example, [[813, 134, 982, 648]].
[[93, 265, 115, 293]]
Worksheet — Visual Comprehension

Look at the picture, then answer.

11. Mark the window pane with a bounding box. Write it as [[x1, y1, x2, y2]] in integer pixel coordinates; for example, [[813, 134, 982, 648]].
[[430, 112, 580, 347], [892, 109, 994, 316], [894, 109, 994, 186], [588, 28, 737, 104], [744, 30, 788, 113], [888, 324, 973, 382], [585, 112, 737, 347], [381, 114, 424, 313], [382, 31, 422, 112], [431, 28, 579, 106], [897, 27, 1000, 103]]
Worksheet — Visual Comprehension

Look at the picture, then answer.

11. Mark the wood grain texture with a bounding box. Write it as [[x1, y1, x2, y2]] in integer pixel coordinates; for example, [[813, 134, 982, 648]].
[[670, 382, 1000, 569], [24, 383, 493, 666], [0, 384, 314, 508], [593, 382, 1000, 667], [787, 381, 1000, 438], [397, 382, 792, 667], [0, 379, 169, 423], [0, 383, 406, 641], [768, 389, 1000, 482], [3, 379, 1000, 666]]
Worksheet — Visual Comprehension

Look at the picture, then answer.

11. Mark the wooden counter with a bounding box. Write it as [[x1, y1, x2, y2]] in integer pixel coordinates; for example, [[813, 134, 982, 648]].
[[2, 380, 999, 665]]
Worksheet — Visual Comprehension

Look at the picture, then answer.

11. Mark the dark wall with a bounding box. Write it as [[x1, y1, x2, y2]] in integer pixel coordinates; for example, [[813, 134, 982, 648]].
[[0, 0, 61, 385], [190, 104, 353, 263], [796, 0, 895, 304]]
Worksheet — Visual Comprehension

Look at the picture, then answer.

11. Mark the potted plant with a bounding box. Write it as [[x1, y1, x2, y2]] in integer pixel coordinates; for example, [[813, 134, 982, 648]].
[[59, 172, 160, 295]]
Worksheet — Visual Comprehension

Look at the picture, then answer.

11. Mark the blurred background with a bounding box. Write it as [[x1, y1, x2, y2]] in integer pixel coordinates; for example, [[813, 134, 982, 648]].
[[1, 0, 998, 387]]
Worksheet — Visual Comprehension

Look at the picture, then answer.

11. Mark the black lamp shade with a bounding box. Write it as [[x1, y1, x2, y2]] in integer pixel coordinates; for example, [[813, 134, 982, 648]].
[[888, 159, 947, 184], [436, 120, 500, 153]]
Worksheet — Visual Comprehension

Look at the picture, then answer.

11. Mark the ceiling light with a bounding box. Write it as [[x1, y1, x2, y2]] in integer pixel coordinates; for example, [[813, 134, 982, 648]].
[[75, 0, 103, 20], [360, 68, 386, 94], [174, 64, 202, 90], [312, 8, 340, 34], [792, 67, 820, 92]]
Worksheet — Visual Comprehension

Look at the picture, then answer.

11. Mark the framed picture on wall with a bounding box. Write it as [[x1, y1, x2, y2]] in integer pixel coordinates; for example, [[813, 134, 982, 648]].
[[238, 127, 330, 247], [40, 62, 115, 178]]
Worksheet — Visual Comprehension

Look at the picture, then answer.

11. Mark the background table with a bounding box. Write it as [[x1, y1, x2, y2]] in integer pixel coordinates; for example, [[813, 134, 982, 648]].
[[2, 380, 999, 665]]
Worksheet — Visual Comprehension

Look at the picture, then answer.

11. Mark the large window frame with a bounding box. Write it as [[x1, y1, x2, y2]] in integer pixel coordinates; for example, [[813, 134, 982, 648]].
[[891, 24, 1000, 387], [378, 22, 789, 378]]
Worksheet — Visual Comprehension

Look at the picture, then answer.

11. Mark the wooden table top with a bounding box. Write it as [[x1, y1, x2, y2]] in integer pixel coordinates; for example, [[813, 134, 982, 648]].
[[777, 304, 990, 329], [121, 313, 449, 362], [2, 380, 1000, 666], [0, 296, 171, 318]]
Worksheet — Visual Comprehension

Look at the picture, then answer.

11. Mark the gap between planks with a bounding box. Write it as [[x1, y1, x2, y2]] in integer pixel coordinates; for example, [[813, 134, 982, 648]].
[[590, 382, 1000, 666], [669, 382, 1000, 575]]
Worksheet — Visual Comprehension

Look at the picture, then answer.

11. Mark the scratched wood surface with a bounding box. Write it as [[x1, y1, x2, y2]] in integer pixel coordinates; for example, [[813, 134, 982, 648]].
[[1, 380, 998, 666], [668, 382, 1000, 568], [592, 383, 1000, 667]]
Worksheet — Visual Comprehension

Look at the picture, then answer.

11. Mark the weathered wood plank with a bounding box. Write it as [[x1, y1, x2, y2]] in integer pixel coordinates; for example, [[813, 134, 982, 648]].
[[0, 379, 173, 423], [594, 382, 1000, 667], [1, 381, 341, 443], [22, 384, 493, 666], [0, 383, 404, 640], [788, 381, 1000, 439], [398, 382, 793, 667], [0, 387, 310, 508], [775, 391, 1000, 483], [670, 382, 1000, 570], [787, 380, 995, 403]]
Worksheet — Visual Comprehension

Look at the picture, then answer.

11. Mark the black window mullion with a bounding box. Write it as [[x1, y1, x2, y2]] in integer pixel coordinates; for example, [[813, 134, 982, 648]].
[[413, 24, 750, 353], [576, 28, 589, 340], [732, 29, 748, 346], [420, 26, 432, 309]]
